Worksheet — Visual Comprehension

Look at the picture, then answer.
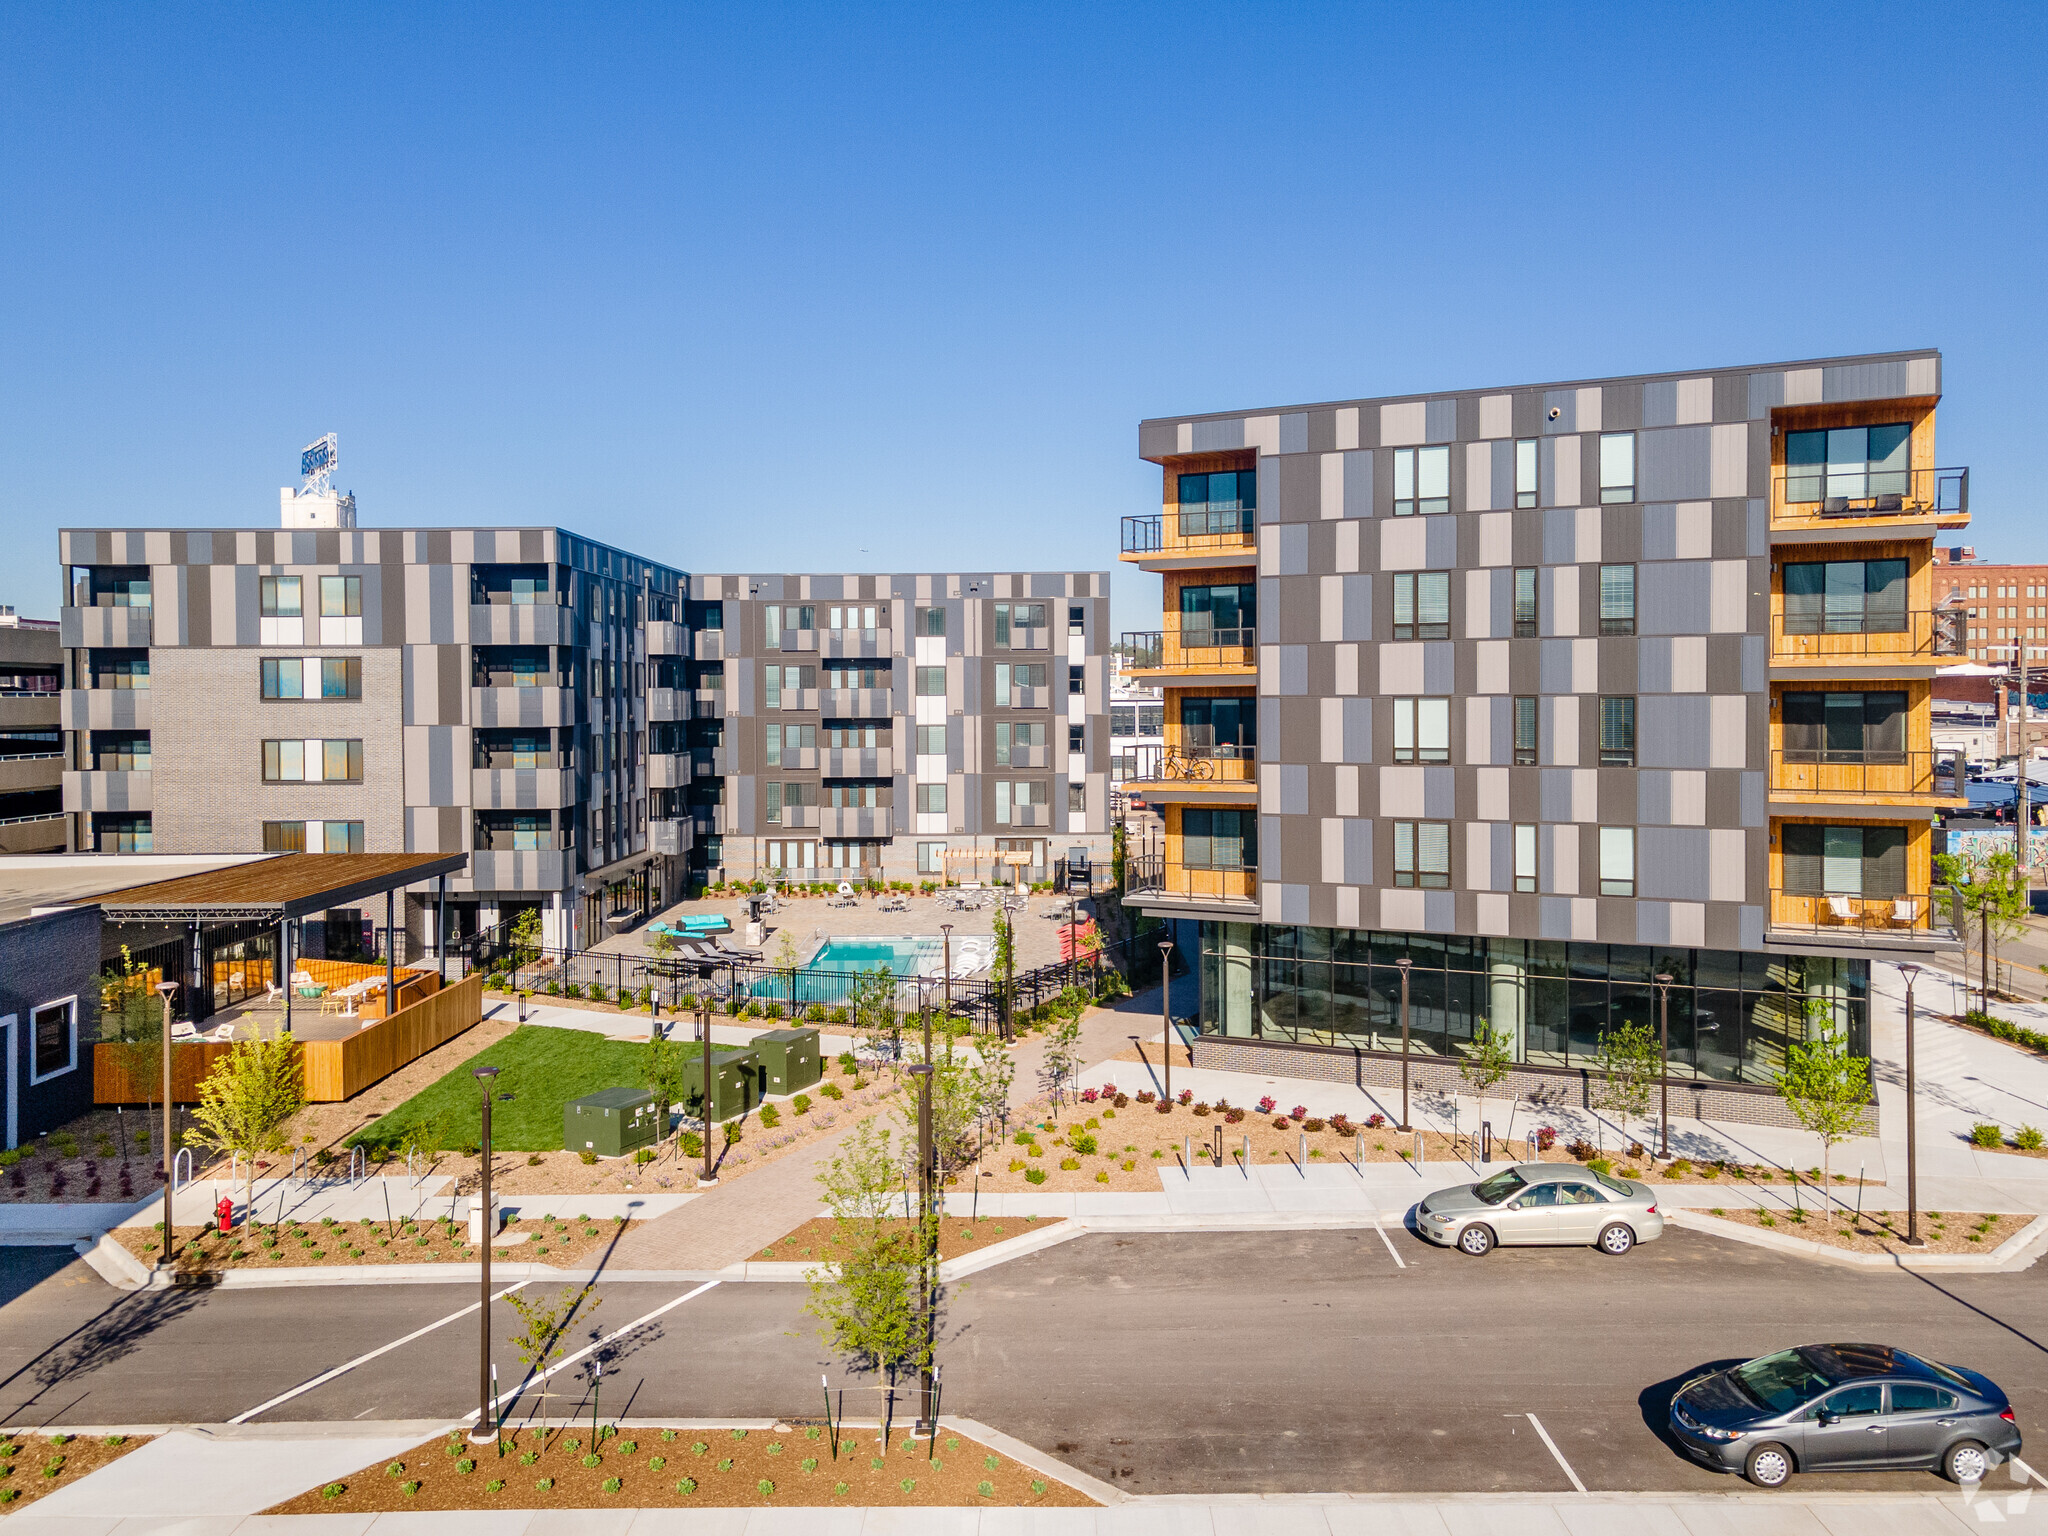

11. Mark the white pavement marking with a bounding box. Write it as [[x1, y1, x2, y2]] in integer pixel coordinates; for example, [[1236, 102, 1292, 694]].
[[228, 1281, 530, 1423], [1368, 1208, 1406, 1269], [2014, 1454, 2048, 1489], [470, 1278, 722, 1420], [1525, 1411, 1587, 1494]]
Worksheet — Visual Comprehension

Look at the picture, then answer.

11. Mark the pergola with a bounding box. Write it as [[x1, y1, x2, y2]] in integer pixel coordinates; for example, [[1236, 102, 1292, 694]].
[[94, 852, 469, 1025]]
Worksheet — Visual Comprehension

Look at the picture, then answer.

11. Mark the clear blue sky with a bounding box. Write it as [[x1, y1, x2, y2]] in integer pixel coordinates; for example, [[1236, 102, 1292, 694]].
[[3, 4, 2043, 630]]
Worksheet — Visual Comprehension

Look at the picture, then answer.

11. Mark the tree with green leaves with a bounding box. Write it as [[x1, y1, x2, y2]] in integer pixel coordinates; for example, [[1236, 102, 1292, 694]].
[[1937, 847, 2031, 1013], [187, 1027, 306, 1224], [991, 910, 1016, 1039], [1040, 1011, 1083, 1107], [508, 906, 542, 967], [643, 1031, 693, 1148], [1456, 1019, 1515, 1160], [1775, 997, 1871, 1209], [848, 964, 900, 1066], [103, 946, 163, 1154], [1592, 1019, 1659, 1153], [1111, 821, 1128, 892], [503, 1284, 603, 1440], [806, 1117, 927, 1383]]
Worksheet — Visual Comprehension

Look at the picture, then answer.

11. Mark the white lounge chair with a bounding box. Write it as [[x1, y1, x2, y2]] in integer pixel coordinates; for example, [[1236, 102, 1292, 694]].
[[1892, 897, 1918, 927], [1826, 895, 1857, 925]]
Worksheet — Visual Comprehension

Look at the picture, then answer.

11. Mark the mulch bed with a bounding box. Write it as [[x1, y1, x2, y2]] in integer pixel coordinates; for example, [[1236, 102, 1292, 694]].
[[265, 1425, 1095, 1512], [1698, 1206, 2034, 1255], [113, 1214, 640, 1272], [0, 1433, 150, 1509], [757, 1216, 1064, 1264]]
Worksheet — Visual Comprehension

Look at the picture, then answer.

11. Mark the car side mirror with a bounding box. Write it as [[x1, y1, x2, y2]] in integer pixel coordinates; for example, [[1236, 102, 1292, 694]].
[[1817, 1410, 1837, 1426], [1506, 1200, 1523, 1210]]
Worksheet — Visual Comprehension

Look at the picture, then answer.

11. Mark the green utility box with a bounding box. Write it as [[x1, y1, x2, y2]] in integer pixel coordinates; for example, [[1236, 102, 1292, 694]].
[[563, 1087, 661, 1157], [751, 1027, 822, 1096], [684, 1047, 762, 1123]]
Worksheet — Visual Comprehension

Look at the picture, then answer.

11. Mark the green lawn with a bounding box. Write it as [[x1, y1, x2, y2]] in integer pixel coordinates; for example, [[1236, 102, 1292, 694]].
[[349, 1024, 705, 1152]]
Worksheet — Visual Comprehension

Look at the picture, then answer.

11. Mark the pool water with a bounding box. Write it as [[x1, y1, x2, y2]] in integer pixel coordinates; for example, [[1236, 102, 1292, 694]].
[[809, 937, 923, 975]]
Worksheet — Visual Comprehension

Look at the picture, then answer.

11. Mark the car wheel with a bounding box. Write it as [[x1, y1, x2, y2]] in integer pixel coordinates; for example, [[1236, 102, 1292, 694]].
[[1945, 1439, 1991, 1485], [1596, 1223, 1635, 1256], [1743, 1443, 1794, 1488], [1457, 1223, 1495, 1256]]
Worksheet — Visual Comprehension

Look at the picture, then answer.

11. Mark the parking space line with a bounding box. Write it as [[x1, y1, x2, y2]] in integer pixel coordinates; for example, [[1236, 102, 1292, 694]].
[[1525, 1412, 1586, 1493], [2013, 1455, 2048, 1489], [230, 1281, 531, 1423], [1368, 1210, 1406, 1269], [470, 1279, 722, 1421]]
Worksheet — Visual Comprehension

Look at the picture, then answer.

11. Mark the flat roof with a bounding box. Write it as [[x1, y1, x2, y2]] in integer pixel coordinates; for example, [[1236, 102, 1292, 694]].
[[94, 852, 469, 923], [0, 853, 263, 926]]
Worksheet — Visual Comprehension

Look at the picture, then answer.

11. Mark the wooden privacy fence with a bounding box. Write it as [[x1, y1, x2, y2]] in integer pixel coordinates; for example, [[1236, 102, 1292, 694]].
[[92, 974, 486, 1106]]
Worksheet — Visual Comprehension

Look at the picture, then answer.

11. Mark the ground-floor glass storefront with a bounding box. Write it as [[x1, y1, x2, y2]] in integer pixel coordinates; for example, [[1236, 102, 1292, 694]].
[[1197, 923, 1868, 1084]]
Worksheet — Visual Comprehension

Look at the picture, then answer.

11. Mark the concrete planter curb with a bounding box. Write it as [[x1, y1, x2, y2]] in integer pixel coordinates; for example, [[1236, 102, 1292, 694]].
[[1666, 1207, 2048, 1270]]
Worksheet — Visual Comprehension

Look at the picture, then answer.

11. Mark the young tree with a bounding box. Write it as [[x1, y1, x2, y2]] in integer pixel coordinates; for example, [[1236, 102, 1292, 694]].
[[1936, 848, 2031, 1013], [1592, 1020, 1659, 1154], [103, 947, 162, 1156], [1111, 821, 1128, 893], [1775, 997, 1870, 1210], [1040, 1012, 1083, 1107], [806, 1118, 927, 1383], [643, 1032, 693, 1149], [186, 1028, 306, 1224], [503, 1283, 603, 1438], [848, 964, 899, 1066], [1456, 1019, 1515, 1160], [991, 910, 1016, 1039], [509, 907, 542, 969]]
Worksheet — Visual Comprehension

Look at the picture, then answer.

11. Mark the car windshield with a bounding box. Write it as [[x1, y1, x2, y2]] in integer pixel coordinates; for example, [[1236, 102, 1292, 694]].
[[1472, 1169, 1528, 1205], [1729, 1349, 1836, 1412], [1592, 1170, 1634, 1198]]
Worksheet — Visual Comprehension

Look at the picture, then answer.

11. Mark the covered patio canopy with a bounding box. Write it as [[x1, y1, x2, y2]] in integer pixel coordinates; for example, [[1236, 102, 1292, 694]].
[[94, 852, 468, 1023]]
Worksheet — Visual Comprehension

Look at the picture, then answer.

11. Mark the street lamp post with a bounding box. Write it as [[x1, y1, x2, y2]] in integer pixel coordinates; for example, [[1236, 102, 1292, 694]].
[[1396, 958, 1413, 1132], [1654, 973, 1674, 1160], [911, 1027, 936, 1436], [1158, 938, 1174, 1105], [941, 923, 952, 1024], [155, 980, 177, 1265], [470, 1064, 509, 1444], [1900, 962, 1925, 1247], [696, 964, 720, 1187]]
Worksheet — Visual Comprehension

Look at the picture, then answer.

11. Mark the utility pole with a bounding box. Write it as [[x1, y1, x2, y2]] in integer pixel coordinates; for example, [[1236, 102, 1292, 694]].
[[912, 988, 936, 1437], [470, 1065, 508, 1443]]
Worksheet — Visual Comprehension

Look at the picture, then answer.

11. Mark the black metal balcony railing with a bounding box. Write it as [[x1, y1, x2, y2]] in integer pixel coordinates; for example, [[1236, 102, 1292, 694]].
[[1768, 888, 1945, 939], [1123, 850, 1259, 904], [1771, 609, 1968, 659], [1125, 742, 1258, 785], [1119, 629, 1258, 671], [1775, 465, 1968, 519], [1121, 510, 1258, 556], [1770, 747, 1965, 799]]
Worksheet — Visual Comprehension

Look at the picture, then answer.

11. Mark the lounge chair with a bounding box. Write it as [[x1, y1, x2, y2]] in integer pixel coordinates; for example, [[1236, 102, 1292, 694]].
[[1891, 897, 1919, 927], [1826, 895, 1857, 925]]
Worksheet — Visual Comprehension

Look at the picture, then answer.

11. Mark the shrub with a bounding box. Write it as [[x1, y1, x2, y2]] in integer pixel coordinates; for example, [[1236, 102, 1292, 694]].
[[1328, 1114, 1353, 1135], [1024, 1167, 1047, 1184], [1155, 1100, 1172, 1115], [1070, 1132, 1098, 1155], [587, 983, 609, 1002], [635, 1148, 655, 1165], [1366, 1112, 1387, 1129], [819, 1081, 843, 1100], [793, 1094, 811, 1116], [1303, 1117, 1326, 1133], [1135, 1090, 1156, 1104], [759, 1104, 782, 1129], [1667, 1158, 1692, 1177], [545, 980, 563, 996], [1272, 1117, 1291, 1131], [1971, 1122, 2006, 1148], [1059, 1157, 1080, 1171], [1008, 1158, 1025, 1173], [1013, 1130, 1035, 1146], [1113, 1094, 1129, 1108], [1178, 1089, 1193, 1106], [1566, 1138, 1596, 1160], [741, 1001, 764, 1019], [1223, 1107, 1245, 1124], [579, 1148, 598, 1166], [563, 983, 584, 999], [1256, 1096, 1277, 1114], [763, 1002, 786, 1020], [1586, 1156, 1612, 1175], [829, 1007, 850, 1025], [804, 1003, 827, 1022], [838, 1051, 858, 1072], [2017, 1125, 2045, 1151], [1533, 1125, 1558, 1151]]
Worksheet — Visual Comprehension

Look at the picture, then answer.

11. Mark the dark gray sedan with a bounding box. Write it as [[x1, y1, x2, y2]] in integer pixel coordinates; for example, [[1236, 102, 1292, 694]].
[[1669, 1343, 2021, 1486]]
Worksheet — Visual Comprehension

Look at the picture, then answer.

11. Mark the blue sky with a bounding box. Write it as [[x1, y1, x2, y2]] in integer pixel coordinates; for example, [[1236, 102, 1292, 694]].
[[2, 4, 2043, 629]]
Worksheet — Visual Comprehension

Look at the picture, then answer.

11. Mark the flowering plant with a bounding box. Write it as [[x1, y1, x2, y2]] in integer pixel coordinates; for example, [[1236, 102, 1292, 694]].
[[1289, 1105, 1308, 1121], [1256, 1096, 1277, 1114], [1177, 1089, 1193, 1106], [1534, 1125, 1558, 1151], [1079, 1089, 1099, 1104], [1365, 1113, 1388, 1129], [1098, 1082, 1118, 1098]]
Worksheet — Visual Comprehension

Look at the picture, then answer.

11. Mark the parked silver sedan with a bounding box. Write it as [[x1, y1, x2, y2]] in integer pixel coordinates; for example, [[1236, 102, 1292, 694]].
[[1416, 1163, 1665, 1255]]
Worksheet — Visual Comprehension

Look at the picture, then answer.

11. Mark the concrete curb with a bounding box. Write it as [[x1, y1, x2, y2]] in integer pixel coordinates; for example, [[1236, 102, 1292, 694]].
[[1667, 1207, 2048, 1270], [76, 1232, 152, 1289], [940, 1414, 1128, 1505]]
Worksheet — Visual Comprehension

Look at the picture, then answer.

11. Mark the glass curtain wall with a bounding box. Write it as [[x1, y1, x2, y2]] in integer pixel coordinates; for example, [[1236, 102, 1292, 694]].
[[1197, 923, 1868, 1084]]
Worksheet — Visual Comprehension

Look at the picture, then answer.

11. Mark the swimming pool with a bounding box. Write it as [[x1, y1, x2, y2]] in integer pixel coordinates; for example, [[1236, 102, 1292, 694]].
[[809, 937, 923, 975]]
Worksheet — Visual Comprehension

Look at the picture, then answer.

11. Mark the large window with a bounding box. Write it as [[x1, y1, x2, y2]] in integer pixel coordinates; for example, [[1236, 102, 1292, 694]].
[[1179, 582, 1254, 643], [1392, 698, 1450, 763], [993, 663, 1046, 706], [995, 720, 1044, 765], [319, 575, 361, 617], [1599, 827, 1635, 896], [1514, 824, 1537, 893], [917, 841, 948, 874], [259, 576, 302, 618], [30, 998, 75, 1082], [263, 820, 365, 853], [73, 566, 151, 608], [261, 657, 362, 700], [89, 731, 150, 771], [1393, 446, 1450, 517], [1516, 439, 1538, 508], [1781, 691, 1906, 764], [1783, 559, 1909, 635], [1514, 567, 1538, 636], [1785, 423, 1912, 505], [1514, 696, 1537, 765], [1393, 821, 1450, 887], [1183, 807, 1256, 870], [261, 738, 364, 783], [1599, 696, 1636, 767], [916, 666, 946, 696], [1179, 696, 1254, 752], [1783, 823, 1906, 897], [1599, 433, 1636, 503], [919, 606, 946, 637], [92, 812, 151, 852], [1599, 564, 1636, 635], [917, 724, 948, 755], [1176, 470, 1256, 536], [916, 784, 947, 814], [1392, 571, 1451, 640], [826, 605, 880, 632], [90, 650, 149, 690], [995, 603, 1047, 647]]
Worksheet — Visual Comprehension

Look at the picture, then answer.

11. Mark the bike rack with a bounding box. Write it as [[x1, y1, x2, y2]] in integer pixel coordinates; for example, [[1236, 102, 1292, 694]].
[[290, 1147, 308, 1183], [348, 1145, 365, 1184], [171, 1148, 194, 1192]]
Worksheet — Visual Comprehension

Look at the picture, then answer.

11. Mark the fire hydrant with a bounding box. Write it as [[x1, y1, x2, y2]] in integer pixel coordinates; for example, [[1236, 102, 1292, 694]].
[[215, 1195, 233, 1235]]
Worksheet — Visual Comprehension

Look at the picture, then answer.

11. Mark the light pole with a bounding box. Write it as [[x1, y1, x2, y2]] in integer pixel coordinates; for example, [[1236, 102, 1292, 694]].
[[696, 963, 719, 1187], [1066, 895, 1077, 988], [1900, 962, 1925, 1248], [911, 992, 936, 1437], [1654, 973, 1674, 1160], [1158, 938, 1174, 1104], [470, 1064, 510, 1444], [941, 923, 952, 1025], [155, 980, 177, 1265], [1396, 958, 1413, 1131]]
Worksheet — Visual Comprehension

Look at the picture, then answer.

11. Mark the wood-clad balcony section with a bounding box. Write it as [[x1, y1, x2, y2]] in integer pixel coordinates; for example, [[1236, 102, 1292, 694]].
[[1768, 399, 1969, 535], [1121, 449, 1259, 569]]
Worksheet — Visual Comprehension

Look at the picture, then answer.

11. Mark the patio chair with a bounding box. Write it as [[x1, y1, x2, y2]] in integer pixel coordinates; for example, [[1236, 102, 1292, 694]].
[[170, 1021, 198, 1042], [1826, 895, 1857, 925], [1873, 493, 1904, 514], [1891, 897, 1919, 927]]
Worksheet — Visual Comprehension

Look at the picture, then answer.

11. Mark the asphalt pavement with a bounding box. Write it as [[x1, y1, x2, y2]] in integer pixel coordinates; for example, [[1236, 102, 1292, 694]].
[[3, 1225, 2047, 1497]]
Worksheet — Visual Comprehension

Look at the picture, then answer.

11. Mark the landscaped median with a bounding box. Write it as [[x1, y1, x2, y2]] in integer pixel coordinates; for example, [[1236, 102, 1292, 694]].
[[0, 1432, 149, 1510], [112, 1212, 640, 1274], [1670, 1206, 2048, 1267], [756, 1215, 1063, 1265], [265, 1424, 1095, 1513]]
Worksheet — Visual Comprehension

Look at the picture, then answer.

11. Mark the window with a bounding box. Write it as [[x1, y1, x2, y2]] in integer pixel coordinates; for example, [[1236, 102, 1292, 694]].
[[1785, 423, 1912, 504], [1782, 823, 1906, 897], [1392, 571, 1451, 640], [1069, 723, 1085, 753], [1783, 559, 1909, 635], [764, 781, 781, 824], [1182, 807, 1255, 870], [1516, 439, 1538, 508], [319, 575, 361, 617], [1599, 564, 1636, 635], [1394, 446, 1450, 517], [916, 665, 946, 696], [1514, 697, 1537, 765], [823, 723, 876, 748], [1599, 433, 1635, 503], [1393, 821, 1450, 887], [1599, 827, 1635, 896], [1890, 1384, 1958, 1414], [1069, 664, 1085, 695], [92, 812, 152, 852], [1179, 696, 1254, 752], [1179, 582, 1255, 643], [30, 998, 75, 1082], [1599, 696, 1636, 767], [995, 720, 1044, 765], [1068, 782, 1087, 813], [917, 841, 948, 874], [1176, 470, 1256, 536], [823, 661, 886, 690], [995, 779, 1046, 825], [91, 650, 149, 689], [1393, 698, 1451, 763], [826, 783, 879, 808], [73, 566, 151, 608], [259, 576, 302, 618], [261, 738, 364, 783], [261, 657, 362, 699], [90, 731, 150, 771], [994, 663, 1046, 706], [1139, 703, 1163, 736], [916, 784, 947, 814], [1111, 705, 1135, 736], [1781, 691, 1906, 764], [827, 605, 879, 631], [263, 820, 365, 853], [917, 724, 947, 756], [919, 606, 946, 637], [1069, 603, 1086, 635], [994, 603, 1047, 647], [1514, 568, 1538, 636], [1514, 824, 1537, 893]]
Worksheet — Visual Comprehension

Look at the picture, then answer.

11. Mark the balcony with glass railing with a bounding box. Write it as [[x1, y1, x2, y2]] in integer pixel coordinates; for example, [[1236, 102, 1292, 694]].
[[1123, 739, 1258, 795], [1772, 465, 1969, 533], [1120, 626, 1258, 678], [1124, 850, 1259, 912]]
